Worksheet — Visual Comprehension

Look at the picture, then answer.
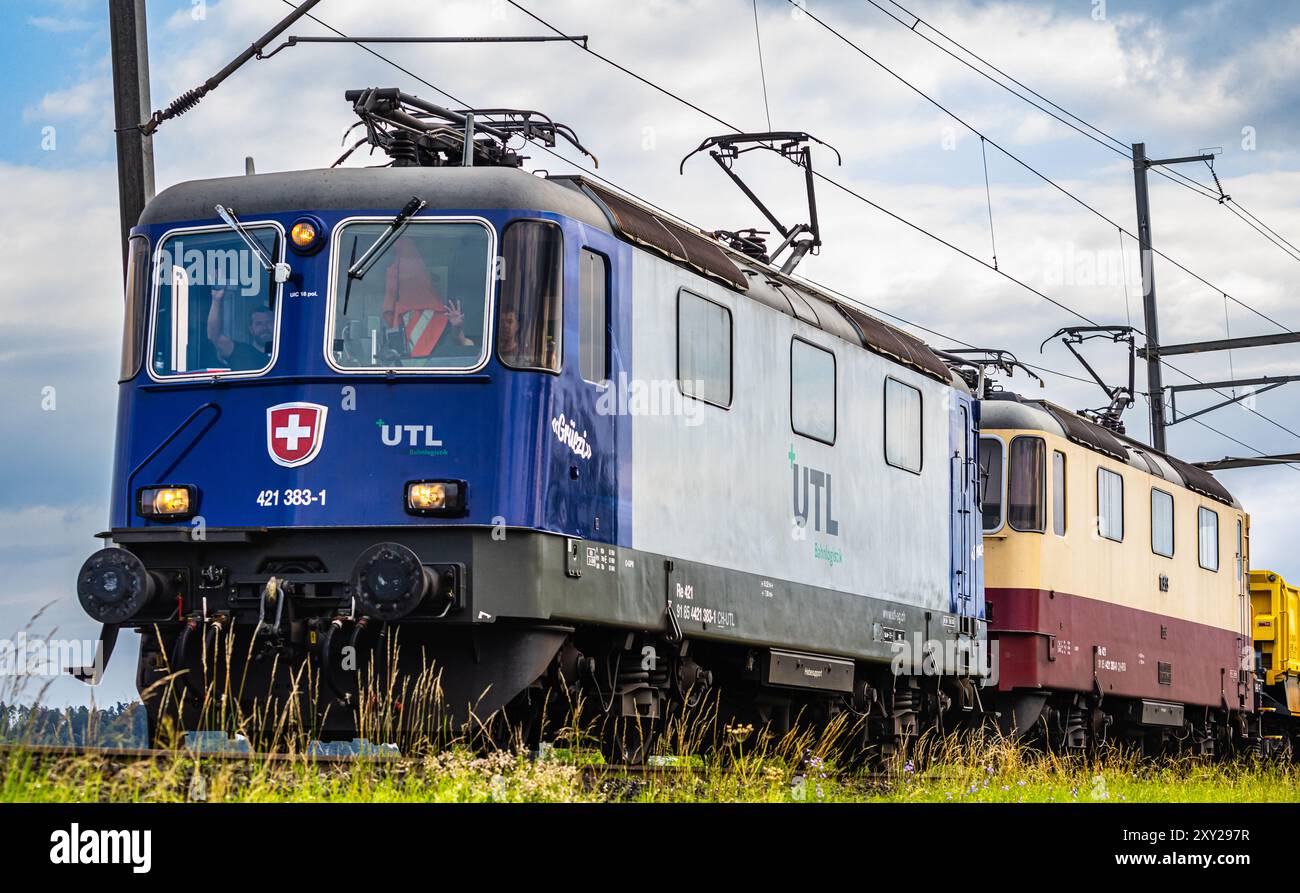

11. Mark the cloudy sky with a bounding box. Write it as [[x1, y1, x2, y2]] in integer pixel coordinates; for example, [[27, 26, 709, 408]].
[[2, 0, 1298, 706]]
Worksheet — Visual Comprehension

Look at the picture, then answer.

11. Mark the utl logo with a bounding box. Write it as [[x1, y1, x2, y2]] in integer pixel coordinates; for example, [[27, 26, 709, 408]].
[[791, 449, 840, 536], [267, 403, 328, 468], [378, 422, 443, 448]]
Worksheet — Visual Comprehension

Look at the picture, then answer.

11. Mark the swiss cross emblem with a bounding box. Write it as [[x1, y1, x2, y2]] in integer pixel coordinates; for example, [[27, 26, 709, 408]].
[[266, 402, 328, 468]]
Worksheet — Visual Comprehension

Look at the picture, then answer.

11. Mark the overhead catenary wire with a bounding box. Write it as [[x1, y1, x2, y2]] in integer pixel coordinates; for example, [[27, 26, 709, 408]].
[[789, 0, 1299, 334], [871, 0, 1300, 270], [752, 0, 774, 132], [979, 136, 998, 270], [278, 0, 1091, 391], [1117, 227, 1132, 328], [505, 1, 1094, 323], [502, 0, 1300, 458], [497, 0, 1300, 453], [772, 0, 1300, 446], [1228, 199, 1300, 258], [1224, 294, 1237, 400], [279, 0, 1297, 468]]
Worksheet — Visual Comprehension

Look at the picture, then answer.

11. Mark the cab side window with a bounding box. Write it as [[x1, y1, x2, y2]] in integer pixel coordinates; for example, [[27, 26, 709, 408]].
[[498, 220, 563, 372], [1008, 436, 1046, 532], [578, 248, 609, 383], [1199, 506, 1220, 571], [978, 437, 1004, 532], [1151, 488, 1174, 557], [1097, 467, 1124, 542]]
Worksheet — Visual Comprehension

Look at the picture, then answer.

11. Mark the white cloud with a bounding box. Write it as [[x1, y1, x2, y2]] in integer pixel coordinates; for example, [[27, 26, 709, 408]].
[[0, 162, 120, 358], [27, 15, 95, 34]]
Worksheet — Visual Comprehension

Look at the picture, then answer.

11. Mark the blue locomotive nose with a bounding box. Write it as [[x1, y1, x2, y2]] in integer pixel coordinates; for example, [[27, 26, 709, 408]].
[[77, 548, 159, 624], [351, 542, 432, 620]]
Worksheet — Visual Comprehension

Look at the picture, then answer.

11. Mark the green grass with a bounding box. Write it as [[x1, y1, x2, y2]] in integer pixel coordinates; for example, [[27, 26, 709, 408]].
[[4, 735, 1298, 803], [3, 623, 1294, 804]]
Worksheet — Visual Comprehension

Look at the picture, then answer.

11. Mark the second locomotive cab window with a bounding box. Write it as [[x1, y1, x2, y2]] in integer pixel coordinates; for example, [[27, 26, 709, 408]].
[[1151, 489, 1175, 557], [1097, 467, 1124, 542], [151, 226, 281, 377], [579, 248, 609, 383], [884, 378, 922, 472], [498, 220, 562, 372], [791, 339, 837, 443], [978, 437, 1004, 532], [678, 290, 732, 408], [1199, 506, 1220, 571], [330, 220, 491, 371], [1008, 436, 1046, 531]]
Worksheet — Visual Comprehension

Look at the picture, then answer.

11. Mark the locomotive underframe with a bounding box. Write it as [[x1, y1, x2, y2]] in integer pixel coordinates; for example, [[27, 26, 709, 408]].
[[96, 525, 990, 750]]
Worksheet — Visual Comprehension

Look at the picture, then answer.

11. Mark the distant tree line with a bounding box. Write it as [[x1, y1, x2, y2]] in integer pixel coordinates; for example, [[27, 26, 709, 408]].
[[0, 701, 147, 748]]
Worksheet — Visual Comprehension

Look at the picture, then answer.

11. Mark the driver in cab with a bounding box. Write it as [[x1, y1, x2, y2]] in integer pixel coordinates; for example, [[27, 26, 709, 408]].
[[381, 239, 476, 359], [207, 283, 273, 371]]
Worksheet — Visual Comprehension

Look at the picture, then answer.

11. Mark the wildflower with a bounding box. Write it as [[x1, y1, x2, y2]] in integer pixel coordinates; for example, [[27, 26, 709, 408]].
[[903, 760, 915, 775]]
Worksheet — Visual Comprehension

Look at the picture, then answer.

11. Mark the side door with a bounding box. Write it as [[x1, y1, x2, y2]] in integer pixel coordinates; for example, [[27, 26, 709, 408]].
[[548, 225, 623, 543], [950, 394, 981, 633]]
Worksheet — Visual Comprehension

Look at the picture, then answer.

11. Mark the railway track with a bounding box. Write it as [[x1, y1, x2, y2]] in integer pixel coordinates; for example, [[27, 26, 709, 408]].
[[0, 742, 398, 765], [1, 743, 714, 775]]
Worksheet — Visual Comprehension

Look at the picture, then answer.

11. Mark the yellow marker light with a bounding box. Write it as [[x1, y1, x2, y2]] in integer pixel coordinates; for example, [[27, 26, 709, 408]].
[[291, 221, 318, 248], [407, 482, 447, 511], [139, 485, 195, 519]]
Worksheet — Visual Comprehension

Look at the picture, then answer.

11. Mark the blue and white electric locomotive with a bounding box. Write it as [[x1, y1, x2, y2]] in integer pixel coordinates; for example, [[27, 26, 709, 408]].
[[76, 90, 984, 751]]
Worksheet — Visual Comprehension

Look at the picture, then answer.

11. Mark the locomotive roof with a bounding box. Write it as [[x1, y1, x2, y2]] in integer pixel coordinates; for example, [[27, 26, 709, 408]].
[[980, 394, 1239, 507], [139, 166, 617, 231], [140, 165, 959, 388]]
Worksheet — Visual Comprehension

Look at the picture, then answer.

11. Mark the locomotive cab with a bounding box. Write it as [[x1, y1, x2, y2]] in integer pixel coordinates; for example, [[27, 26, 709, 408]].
[[79, 165, 629, 742]]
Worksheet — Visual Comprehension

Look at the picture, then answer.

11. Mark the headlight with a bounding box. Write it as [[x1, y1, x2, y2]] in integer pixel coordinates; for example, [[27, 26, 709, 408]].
[[405, 480, 467, 517], [137, 485, 197, 520], [289, 216, 325, 254]]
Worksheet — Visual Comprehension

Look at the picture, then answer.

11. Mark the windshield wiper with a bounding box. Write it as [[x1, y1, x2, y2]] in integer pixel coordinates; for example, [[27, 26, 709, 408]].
[[215, 204, 291, 283], [348, 196, 427, 281]]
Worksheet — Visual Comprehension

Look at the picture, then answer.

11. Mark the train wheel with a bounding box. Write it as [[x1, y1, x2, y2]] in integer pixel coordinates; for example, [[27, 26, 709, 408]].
[[600, 714, 660, 765]]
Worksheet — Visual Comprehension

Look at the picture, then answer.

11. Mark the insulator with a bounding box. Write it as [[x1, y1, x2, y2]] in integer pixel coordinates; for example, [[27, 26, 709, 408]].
[[166, 88, 205, 118], [388, 132, 419, 166]]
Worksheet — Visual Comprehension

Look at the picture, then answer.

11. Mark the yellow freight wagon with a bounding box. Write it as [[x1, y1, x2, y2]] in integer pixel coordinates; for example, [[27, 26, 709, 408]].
[[1250, 569, 1300, 714]]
